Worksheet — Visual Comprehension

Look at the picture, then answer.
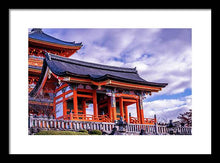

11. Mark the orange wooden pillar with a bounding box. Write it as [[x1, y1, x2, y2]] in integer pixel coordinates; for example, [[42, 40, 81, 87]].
[[124, 105, 128, 123], [82, 99, 86, 115], [93, 90, 98, 120], [107, 98, 112, 121], [119, 97, 124, 121], [136, 99, 141, 123], [112, 108, 117, 122], [73, 88, 78, 120], [63, 99, 67, 119], [137, 96, 145, 124]]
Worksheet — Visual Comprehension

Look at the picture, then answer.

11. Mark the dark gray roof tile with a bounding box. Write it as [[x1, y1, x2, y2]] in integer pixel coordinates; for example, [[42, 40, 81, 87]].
[[45, 53, 168, 87]]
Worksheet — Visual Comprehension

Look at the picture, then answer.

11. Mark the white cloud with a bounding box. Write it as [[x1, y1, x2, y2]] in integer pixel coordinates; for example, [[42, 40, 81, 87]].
[[138, 46, 192, 95], [143, 95, 192, 122], [42, 28, 192, 122], [119, 95, 192, 122]]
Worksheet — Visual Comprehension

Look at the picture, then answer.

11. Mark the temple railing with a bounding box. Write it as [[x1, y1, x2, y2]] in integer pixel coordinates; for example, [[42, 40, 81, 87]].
[[143, 118, 156, 125], [29, 115, 192, 135], [129, 116, 140, 124], [57, 113, 112, 123], [129, 116, 156, 125], [126, 124, 156, 134], [156, 125, 192, 135], [29, 114, 114, 132], [126, 123, 191, 135]]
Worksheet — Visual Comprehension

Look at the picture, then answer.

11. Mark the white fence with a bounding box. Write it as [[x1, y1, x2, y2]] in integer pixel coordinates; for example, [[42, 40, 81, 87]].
[[29, 115, 114, 132], [126, 124, 156, 134], [28, 115, 191, 135]]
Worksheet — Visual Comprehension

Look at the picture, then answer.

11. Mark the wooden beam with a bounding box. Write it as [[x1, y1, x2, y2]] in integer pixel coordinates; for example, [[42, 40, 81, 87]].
[[55, 83, 69, 93], [77, 88, 93, 93], [124, 101, 136, 106], [115, 93, 139, 99], [52, 71, 163, 93], [109, 80, 162, 91], [28, 100, 53, 106], [77, 94, 93, 98], [122, 98, 137, 103]]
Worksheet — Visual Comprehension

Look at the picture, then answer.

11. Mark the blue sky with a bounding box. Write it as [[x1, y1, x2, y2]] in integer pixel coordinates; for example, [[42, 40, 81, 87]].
[[31, 28, 192, 122]]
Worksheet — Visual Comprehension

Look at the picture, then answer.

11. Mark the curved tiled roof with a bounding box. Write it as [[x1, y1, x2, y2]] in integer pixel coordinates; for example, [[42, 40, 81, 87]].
[[29, 28, 82, 47], [46, 53, 168, 87], [29, 52, 168, 97]]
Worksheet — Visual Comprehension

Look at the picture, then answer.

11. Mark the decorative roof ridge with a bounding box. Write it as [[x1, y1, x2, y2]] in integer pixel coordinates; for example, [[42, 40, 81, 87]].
[[40, 30, 82, 46], [45, 52, 138, 73], [29, 28, 83, 47]]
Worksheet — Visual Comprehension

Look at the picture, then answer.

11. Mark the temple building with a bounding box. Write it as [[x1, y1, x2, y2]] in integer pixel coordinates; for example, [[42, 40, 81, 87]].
[[28, 28, 82, 116], [28, 28, 168, 125], [29, 51, 167, 124]]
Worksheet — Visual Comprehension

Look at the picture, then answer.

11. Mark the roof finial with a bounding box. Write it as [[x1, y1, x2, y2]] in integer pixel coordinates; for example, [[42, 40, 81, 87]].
[[44, 51, 51, 60], [31, 28, 42, 32], [48, 53, 51, 60]]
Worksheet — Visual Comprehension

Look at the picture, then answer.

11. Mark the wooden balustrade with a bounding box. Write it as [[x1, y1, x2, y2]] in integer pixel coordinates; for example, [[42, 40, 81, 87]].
[[143, 118, 156, 125], [129, 116, 140, 124], [129, 116, 156, 125], [59, 113, 111, 122]]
